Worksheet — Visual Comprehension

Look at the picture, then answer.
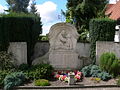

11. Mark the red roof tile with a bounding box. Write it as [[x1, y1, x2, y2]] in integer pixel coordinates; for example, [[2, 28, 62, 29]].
[[105, 1, 120, 20], [106, 4, 114, 11]]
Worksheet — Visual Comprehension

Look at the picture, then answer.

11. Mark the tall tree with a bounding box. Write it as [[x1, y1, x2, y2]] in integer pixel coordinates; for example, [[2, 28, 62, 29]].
[[30, 0, 37, 14], [65, 0, 108, 41], [66, 0, 108, 30], [6, 0, 30, 13]]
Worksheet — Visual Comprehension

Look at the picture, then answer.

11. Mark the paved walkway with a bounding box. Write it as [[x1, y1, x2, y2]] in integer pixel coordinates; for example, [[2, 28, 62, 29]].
[[15, 87, 120, 90], [13, 85, 120, 90]]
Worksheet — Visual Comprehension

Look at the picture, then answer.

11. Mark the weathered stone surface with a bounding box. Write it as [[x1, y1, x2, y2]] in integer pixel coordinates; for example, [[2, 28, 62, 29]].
[[8, 42, 27, 66], [76, 43, 91, 67], [32, 42, 91, 68], [49, 50, 79, 69], [32, 52, 49, 65], [31, 42, 49, 60], [48, 22, 79, 70]]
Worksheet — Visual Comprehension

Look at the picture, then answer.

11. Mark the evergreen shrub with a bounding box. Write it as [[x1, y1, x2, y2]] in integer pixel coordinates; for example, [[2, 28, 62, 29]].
[[100, 52, 120, 77], [4, 72, 26, 90], [81, 64, 111, 81]]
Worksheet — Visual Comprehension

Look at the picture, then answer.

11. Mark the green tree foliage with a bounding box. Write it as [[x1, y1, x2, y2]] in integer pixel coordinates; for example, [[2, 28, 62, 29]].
[[30, 0, 37, 14], [65, 0, 108, 36], [6, 0, 30, 13], [66, 0, 107, 29]]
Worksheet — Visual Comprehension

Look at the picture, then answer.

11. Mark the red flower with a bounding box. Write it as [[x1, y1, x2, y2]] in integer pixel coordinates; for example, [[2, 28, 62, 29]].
[[58, 71, 62, 74], [75, 75, 81, 81], [62, 75, 67, 80], [55, 74, 60, 79], [66, 70, 70, 74], [74, 70, 78, 75], [52, 72, 55, 75], [77, 71, 82, 75]]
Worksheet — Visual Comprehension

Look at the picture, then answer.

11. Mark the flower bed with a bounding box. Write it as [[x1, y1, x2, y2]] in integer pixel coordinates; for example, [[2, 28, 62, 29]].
[[53, 70, 84, 82]]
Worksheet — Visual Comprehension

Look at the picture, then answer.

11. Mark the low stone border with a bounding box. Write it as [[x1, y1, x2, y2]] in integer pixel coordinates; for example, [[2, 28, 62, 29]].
[[1, 85, 119, 89]]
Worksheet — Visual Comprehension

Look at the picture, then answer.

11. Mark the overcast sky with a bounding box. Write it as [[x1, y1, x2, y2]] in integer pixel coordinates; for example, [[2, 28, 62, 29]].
[[0, 0, 118, 35]]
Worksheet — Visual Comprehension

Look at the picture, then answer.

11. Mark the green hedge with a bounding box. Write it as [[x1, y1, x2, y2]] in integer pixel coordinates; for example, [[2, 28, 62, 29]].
[[89, 18, 116, 64], [0, 13, 42, 65], [0, 18, 9, 51]]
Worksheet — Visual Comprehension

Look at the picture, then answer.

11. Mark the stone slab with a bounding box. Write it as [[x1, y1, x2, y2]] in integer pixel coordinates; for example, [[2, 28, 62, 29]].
[[8, 42, 27, 66], [49, 50, 79, 70], [96, 41, 120, 64]]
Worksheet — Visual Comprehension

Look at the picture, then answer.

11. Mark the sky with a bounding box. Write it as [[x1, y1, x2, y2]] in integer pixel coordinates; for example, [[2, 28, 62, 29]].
[[0, 0, 118, 35]]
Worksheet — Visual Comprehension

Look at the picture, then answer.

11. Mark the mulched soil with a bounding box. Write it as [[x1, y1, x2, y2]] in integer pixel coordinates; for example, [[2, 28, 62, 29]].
[[24, 77, 117, 86]]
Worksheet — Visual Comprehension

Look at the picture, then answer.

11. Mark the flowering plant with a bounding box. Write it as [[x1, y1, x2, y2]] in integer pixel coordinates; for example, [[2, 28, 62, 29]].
[[54, 70, 83, 82], [91, 77, 101, 83]]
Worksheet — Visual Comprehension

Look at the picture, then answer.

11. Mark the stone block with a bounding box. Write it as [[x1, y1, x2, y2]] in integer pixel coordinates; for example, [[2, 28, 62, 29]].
[[49, 50, 79, 70], [8, 42, 27, 66]]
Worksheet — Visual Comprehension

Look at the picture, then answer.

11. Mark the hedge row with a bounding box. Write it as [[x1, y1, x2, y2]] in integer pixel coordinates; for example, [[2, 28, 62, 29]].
[[0, 13, 42, 65], [0, 18, 9, 51], [89, 18, 116, 64]]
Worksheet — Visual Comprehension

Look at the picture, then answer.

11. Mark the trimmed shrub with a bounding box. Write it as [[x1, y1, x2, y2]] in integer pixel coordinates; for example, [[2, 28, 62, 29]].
[[89, 18, 116, 64], [0, 13, 42, 65], [4, 72, 26, 90], [0, 18, 9, 51], [100, 52, 120, 77], [34, 79, 50, 86]]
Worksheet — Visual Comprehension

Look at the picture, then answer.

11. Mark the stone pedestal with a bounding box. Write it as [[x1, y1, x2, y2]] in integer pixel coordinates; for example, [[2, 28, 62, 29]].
[[49, 50, 79, 70]]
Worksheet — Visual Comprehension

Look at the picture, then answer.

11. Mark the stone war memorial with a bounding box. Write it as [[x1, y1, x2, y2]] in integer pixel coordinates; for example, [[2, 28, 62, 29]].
[[48, 22, 79, 70]]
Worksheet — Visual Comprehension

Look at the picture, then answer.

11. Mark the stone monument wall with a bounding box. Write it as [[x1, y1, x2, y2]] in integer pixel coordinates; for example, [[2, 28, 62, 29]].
[[8, 42, 27, 66], [32, 42, 91, 68], [96, 41, 120, 64], [7, 42, 91, 68], [48, 23, 79, 69], [8, 41, 120, 68]]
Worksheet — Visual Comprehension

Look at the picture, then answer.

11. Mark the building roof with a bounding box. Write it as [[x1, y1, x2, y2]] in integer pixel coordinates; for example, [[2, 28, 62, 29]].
[[105, 1, 120, 20], [106, 4, 114, 11]]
